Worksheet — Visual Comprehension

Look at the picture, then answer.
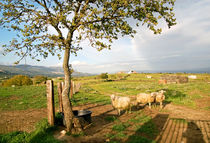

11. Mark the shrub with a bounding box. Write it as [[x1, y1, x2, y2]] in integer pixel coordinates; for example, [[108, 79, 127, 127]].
[[99, 73, 108, 80], [109, 74, 117, 80], [33, 75, 47, 84], [2, 75, 33, 87]]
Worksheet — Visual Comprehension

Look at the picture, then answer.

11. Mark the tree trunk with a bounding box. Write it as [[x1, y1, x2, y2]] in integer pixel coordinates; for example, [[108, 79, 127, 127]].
[[62, 47, 74, 132]]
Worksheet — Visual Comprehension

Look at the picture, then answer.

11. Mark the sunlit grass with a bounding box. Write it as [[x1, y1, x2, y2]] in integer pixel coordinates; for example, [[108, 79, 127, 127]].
[[1, 73, 210, 111], [0, 85, 58, 111]]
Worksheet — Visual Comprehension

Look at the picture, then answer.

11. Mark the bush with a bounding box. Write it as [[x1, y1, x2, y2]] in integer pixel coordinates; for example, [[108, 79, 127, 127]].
[[99, 73, 108, 80], [109, 74, 117, 80], [33, 75, 47, 84], [2, 75, 33, 87]]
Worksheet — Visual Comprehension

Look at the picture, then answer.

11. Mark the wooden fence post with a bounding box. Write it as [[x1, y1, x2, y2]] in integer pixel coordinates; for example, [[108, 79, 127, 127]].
[[61, 82, 65, 91], [57, 82, 63, 113], [70, 81, 74, 99], [46, 80, 55, 126]]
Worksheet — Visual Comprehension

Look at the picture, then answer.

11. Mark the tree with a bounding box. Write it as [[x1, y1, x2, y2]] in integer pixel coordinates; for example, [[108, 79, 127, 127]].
[[0, 0, 176, 132], [100, 73, 108, 80]]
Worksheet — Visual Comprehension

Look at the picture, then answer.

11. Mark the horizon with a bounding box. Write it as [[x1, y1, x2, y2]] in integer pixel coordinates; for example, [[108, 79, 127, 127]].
[[0, 64, 209, 75], [0, 0, 210, 73]]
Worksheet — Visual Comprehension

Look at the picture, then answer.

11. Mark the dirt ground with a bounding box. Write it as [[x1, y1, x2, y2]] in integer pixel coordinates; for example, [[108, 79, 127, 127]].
[[0, 102, 210, 143]]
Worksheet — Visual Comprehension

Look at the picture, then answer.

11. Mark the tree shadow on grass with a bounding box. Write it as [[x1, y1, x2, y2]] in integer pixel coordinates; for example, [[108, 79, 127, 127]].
[[83, 107, 117, 136], [163, 89, 186, 100], [126, 113, 169, 143]]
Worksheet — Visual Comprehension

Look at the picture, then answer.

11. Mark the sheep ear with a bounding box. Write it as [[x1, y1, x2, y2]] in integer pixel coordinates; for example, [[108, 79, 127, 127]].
[[110, 94, 115, 99]]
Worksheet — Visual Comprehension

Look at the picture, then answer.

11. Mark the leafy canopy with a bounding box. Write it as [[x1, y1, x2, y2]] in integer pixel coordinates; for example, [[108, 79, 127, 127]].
[[0, 0, 176, 63]]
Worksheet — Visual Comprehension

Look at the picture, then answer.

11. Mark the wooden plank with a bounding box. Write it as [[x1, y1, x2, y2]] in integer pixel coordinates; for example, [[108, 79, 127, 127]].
[[46, 80, 55, 125], [171, 120, 180, 143], [203, 121, 210, 142], [199, 120, 209, 143], [176, 120, 184, 143], [160, 119, 173, 143], [57, 82, 63, 112], [165, 119, 176, 143], [70, 81, 74, 99], [181, 120, 188, 143], [155, 117, 170, 142]]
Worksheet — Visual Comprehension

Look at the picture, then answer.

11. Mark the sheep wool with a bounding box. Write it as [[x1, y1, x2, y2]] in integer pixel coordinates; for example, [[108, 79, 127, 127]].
[[136, 93, 155, 109], [110, 94, 131, 115]]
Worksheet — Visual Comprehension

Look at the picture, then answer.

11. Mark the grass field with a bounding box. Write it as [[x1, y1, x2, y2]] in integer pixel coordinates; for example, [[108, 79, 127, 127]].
[[0, 73, 210, 111], [0, 73, 210, 143]]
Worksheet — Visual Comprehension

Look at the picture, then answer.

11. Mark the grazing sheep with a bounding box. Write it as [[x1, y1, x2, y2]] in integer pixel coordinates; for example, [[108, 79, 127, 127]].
[[110, 94, 131, 115], [136, 93, 155, 109], [155, 90, 165, 109], [137, 90, 166, 109], [151, 90, 165, 109], [146, 75, 152, 79]]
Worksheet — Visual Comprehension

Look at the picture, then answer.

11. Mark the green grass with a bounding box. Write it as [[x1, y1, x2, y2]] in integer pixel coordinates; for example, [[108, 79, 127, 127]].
[[1, 73, 209, 143], [106, 111, 158, 143], [0, 85, 51, 111], [1, 73, 210, 111], [104, 116, 118, 122], [0, 119, 60, 143], [112, 122, 130, 132], [204, 106, 210, 110], [126, 135, 156, 143], [129, 115, 151, 127], [136, 120, 158, 137]]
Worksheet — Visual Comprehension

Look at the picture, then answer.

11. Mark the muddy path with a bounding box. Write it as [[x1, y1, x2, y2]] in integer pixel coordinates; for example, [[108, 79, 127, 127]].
[[54, 103, 210, 143], [0, 103, 210, 143]]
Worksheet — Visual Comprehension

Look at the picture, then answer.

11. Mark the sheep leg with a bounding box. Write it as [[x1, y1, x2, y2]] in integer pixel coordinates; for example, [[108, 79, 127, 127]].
[[149, 102, 151, 109], [160, 102, 163, 109], [136, 102, 139, 109], [118, 109, 121, 116]]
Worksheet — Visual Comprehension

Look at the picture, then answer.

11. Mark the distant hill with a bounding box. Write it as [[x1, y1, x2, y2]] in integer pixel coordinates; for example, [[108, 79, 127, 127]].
[[0, 64, 93, 77]]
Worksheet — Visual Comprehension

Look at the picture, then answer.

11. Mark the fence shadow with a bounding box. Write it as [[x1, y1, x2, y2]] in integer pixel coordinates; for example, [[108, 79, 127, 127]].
[[125, 114, 209, 143], [183, 121, 205, 143]]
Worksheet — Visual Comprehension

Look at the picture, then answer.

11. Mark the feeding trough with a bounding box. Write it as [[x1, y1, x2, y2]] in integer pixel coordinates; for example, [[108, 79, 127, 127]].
[[73, 110, 92, 123], [61, 110, 92, 127]]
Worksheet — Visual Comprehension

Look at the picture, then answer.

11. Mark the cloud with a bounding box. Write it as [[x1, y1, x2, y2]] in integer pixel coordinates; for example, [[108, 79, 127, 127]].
[[72, 60, 87, 66], [9, 0, 209, 73], [70, 59, 151, 73], [0, 46, 3, 54], [130, 0, 210, 71]]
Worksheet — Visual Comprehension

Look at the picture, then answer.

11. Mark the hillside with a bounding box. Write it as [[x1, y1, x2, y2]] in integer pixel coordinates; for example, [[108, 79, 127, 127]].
[[0, 64, 92, 77]]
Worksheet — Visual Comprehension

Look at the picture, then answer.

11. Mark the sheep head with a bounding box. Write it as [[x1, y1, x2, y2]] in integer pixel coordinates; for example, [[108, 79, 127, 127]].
[[159, 90, 166, 94], [110, 94, 115, 100]]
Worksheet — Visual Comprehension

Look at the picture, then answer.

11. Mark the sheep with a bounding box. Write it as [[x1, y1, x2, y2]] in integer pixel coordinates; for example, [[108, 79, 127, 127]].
[[110, 94, 131, 115], [137, 90, 166, 109], [155, 90, 165, 109], [136, 93, 155, 109], [151, 90, 165, 109]]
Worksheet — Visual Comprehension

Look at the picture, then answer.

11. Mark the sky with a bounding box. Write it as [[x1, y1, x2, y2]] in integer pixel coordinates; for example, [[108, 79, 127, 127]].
[[0, 0, 210, 74]]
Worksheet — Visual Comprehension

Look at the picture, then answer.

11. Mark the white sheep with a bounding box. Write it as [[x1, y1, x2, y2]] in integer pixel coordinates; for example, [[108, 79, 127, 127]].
[[110, 94, 131, 115], [136, 93, 155, 109], [151, 90, 165, 109], [155, 90, 165, 109]]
